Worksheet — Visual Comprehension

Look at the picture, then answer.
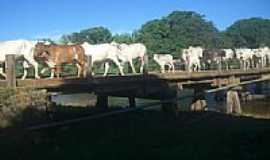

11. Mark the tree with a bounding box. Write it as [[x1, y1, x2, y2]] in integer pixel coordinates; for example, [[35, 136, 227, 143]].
[[60, 26, 112, 44], [225, 18, 270, 48], [112, 33, 134, 44], [135, 11, 219, 58], [216, 32, 233, 48]]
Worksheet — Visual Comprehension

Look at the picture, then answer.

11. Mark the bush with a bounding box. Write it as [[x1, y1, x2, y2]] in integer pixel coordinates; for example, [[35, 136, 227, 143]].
[[0, 88, 48, 128]]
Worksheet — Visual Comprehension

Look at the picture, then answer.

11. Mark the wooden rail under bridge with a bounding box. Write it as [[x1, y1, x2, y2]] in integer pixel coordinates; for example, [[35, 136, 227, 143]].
[[1, 54, 270, 113]]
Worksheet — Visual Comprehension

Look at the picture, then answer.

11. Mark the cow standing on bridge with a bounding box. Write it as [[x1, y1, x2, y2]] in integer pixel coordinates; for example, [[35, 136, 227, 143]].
[[81, 42, 124, 76], [182, 46, 203, 72], [153, 54, 175, 73], [222, 49, 236, 70], [201, 49, 226, 70], [34, 43, 87, 78], [0, 40, 40, 79], [111, 42, 147, 74]]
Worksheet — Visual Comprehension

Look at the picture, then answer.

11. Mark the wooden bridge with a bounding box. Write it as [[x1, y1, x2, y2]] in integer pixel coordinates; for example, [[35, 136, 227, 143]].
[[1, 55, 270, 113]]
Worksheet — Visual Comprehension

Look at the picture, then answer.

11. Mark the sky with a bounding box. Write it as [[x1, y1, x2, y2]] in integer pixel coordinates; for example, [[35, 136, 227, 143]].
[[0, 0, 269, 41]]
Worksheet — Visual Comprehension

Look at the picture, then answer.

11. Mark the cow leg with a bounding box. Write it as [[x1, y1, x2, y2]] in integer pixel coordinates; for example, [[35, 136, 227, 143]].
[[171, 62, 175, 72], [129, 60, 137, 74], [25, 58, 40, 79], [56, 65, 61, 78], [0, 67, 6, 78], [50, 68, 55, 79], [111, 58, 124, 76], [139, 57, 145, 74], [160, 64, 165, 73], [44, 61, 56, 79], [41, 68, 49, 74], [197, 62, 201, 72], [103, 62, 110, 76], [21, 61, 30, 80], [76, 63, 82, 77]]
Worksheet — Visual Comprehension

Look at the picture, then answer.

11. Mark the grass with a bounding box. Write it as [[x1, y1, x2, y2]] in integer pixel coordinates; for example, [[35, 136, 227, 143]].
[[0, 110, 270, 160]]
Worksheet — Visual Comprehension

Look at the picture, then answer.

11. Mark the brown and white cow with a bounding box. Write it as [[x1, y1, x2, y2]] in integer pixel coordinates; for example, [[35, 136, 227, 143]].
[[34, 43, 87, 78]]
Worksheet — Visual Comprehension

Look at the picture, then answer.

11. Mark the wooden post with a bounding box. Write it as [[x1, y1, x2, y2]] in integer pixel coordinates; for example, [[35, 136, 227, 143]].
[[143, 54, 148, 75], [191, 87, 207, 111], [96, 94, 108, 109], [161, 83, 181, 115], [5, 54, 16, 88], [226, 90, 241, 114], [128, 96, 136, 108], [86, 55, 93, 78]]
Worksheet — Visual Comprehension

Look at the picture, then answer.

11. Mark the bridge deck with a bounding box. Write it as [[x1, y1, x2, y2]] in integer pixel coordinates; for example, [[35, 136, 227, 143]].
[[0, 68, 269, 90]]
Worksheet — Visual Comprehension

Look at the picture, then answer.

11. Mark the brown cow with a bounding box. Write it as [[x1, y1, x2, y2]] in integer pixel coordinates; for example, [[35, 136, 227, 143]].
[[34, 43, 87, 78]]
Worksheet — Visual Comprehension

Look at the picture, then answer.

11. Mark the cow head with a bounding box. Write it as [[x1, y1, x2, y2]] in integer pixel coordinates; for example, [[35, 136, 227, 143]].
[[34, 42, 51, 60]]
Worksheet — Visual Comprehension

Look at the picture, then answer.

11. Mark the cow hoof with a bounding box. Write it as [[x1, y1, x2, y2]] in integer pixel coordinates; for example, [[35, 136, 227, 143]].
[[35, 76, 41, 79]]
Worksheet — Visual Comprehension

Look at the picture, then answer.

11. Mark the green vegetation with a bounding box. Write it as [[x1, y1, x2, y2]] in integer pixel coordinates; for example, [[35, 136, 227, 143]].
[[59, 11, 270, 57], [0, 88, 48, 128]]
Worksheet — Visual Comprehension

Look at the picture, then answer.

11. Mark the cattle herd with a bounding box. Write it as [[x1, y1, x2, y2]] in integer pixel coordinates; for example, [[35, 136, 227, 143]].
[[0, 39, 270, 79]]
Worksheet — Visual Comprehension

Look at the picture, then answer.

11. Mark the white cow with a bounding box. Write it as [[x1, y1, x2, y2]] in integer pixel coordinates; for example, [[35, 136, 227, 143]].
[[235, 48, 254, 70], [182, 46, 203, 72], [0, 40, 40, 79], [222, 49, 235, 70], [153, 54, 175, 73], [255, 47, 270, 68], [81, 42, 124, 76], [111, 42, 146, 73]]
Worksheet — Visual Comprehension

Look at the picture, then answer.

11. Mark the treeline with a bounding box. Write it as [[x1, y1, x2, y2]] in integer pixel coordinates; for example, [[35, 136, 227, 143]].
[[56, 11, 270, 58]]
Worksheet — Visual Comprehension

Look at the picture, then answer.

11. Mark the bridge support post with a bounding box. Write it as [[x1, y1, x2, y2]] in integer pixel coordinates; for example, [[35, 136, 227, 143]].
[[191, 87, 207, 111], [160, 83, 181, 115], [128, 96, 136, 108], [96, 94, 108, 109], [226, 90, 241, 114], [5, 54, 16, 88]]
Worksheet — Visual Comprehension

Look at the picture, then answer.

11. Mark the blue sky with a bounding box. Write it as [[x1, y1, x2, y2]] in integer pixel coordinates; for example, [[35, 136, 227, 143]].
[[0, 0, 269, 41]]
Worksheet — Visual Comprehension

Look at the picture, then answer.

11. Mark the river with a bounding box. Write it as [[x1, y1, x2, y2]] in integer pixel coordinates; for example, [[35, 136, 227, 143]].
[[51, 82, 270, 119]]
